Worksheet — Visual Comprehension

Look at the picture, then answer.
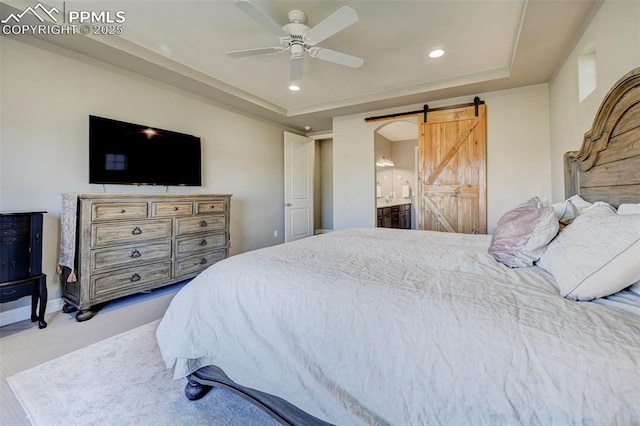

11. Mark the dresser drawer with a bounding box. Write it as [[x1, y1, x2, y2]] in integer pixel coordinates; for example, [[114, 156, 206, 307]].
[[1, 235, 29, 245], [92, 203, 148, 221], [91, 240, 172, 271], [176, 214, 226, 235], [174, 249, 226, 279], [0, 228, 29, 238], [91, 261, 172, 298], [0, 215, 29, 230], [91, 219, 172, 247], [151, 201, 193, 217], [0, 280, 37, 302], [175, 232, 226, 257], [195, 200, 227, 214]]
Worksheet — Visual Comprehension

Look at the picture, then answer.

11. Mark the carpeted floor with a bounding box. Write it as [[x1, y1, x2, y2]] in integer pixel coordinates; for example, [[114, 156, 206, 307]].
[[7, 320, 279, 425]]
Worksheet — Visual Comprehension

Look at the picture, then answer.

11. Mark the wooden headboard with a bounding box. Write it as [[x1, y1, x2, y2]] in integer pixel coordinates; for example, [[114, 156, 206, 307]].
[[565, 67, 640, 207]]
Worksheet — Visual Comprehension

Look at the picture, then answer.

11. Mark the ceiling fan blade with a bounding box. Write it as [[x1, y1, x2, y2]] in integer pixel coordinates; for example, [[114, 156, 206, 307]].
[[227, 47, 285, 58], [305, 6, 358, 45], [309, 47, 364, 68], [234, 0, 288, 38], [290, 55, 304, 82]]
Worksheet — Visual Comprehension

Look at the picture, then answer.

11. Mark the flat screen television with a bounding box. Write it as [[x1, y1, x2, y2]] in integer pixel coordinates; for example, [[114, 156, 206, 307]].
[[89, 115, 202, 186]]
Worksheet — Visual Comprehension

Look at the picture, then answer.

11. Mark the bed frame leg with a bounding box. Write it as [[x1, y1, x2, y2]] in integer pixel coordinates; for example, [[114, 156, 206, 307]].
[[185, 375, 213, 400]]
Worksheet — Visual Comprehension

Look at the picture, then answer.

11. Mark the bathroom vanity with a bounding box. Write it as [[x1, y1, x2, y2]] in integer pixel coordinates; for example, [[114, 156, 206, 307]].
[[376, 201, 411, 229]]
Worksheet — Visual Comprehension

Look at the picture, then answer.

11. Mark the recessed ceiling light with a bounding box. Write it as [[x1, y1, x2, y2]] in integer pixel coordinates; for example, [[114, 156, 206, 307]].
[[304, 126, 311, 131], [142, 128, 157, 139], [289, 83, 301, 91], [429, 49, 445, 58]]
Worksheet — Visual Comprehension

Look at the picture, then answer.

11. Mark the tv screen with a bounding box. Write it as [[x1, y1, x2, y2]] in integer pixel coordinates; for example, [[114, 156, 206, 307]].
[[89, 115, 202, 186]]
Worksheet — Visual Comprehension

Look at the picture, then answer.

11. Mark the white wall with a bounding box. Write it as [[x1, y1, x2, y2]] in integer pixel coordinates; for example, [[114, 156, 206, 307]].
[[374, 133, 393, 198], [374, 135, 417, 203], [0, 37, 287, 314], [549, 0, 640, 201], [333, 84, 551, 233], [319, 139, 333, 231], [389, 139, 418, 201]]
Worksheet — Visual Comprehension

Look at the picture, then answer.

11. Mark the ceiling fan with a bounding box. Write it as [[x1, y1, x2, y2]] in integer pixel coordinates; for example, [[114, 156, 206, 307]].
[[227, 0, 364, 89]]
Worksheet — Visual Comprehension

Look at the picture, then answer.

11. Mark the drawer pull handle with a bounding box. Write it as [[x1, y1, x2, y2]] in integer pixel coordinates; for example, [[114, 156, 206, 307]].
[[120, 209, 126, 214], [199, 258, 207, 265], [132, 227, 142, 235], [199, 239, 207, 246], [173, 207, 179, 211], [130, 273, 141, 282], [131, 250, 142, 258], [3, 290, 16, 295], [199, 220, 208, 227]]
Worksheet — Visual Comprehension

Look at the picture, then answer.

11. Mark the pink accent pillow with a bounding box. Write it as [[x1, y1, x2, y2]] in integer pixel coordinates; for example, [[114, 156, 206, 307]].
[[489, 197, 559, 268]]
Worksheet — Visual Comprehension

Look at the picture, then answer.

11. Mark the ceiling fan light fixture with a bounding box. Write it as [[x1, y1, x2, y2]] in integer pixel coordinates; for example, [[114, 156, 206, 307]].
[[429, 49, 445, 59]]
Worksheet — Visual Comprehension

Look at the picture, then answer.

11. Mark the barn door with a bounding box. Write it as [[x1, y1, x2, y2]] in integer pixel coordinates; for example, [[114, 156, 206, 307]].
[[418, 104, 486, 234]]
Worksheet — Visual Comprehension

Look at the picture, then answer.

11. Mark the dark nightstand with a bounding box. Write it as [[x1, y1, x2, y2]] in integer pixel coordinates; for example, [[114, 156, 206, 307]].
[[0, 212, 47, 328]]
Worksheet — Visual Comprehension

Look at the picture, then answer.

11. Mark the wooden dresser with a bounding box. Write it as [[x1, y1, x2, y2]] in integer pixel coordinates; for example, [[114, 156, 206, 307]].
[[61, 194, 231, 321]]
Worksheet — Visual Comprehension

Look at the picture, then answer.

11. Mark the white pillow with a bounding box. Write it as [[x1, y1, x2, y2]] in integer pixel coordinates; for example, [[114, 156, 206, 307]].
[[567, 195, 593, 215], [489, 197, 559, 268], [537, 204, 640, 301], [552, 199, 578, 225], [618, 203, 640, 216]]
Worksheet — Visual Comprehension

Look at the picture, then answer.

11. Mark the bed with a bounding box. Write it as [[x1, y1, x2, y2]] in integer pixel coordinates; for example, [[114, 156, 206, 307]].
[[156, 68, 640, 425]]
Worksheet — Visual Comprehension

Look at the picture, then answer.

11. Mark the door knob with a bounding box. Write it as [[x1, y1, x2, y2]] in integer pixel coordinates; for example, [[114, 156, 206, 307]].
[[285, 203, 292, 207]]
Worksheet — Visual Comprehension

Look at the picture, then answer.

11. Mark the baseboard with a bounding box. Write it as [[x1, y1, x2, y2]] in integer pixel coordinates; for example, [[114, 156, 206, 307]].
[[0, 297, 65, 327], [314, 229, 333, 235]]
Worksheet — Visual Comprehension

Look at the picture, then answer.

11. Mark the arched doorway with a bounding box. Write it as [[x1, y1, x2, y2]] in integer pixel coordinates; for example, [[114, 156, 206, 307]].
[[374, 119, 419, 229]]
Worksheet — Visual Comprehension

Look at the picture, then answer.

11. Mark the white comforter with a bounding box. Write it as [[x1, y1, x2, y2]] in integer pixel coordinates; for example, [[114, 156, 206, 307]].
[[156, 228, 640, 425]]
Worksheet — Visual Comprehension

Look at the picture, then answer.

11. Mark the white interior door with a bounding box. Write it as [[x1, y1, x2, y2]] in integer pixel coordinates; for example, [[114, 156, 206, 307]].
[[284, 131, 314, 242]]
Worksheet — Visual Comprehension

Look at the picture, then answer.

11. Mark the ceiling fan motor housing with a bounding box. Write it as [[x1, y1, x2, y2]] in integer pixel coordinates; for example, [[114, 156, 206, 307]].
[[287, 10, 307, 24]]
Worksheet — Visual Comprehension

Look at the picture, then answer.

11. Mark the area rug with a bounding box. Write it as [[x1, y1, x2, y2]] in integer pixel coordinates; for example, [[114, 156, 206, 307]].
[[7, 320, 279, 426]]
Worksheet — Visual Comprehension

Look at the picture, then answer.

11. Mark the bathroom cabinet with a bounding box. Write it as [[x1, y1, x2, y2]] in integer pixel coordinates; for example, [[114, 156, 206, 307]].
[[377, 203, 411, 229]]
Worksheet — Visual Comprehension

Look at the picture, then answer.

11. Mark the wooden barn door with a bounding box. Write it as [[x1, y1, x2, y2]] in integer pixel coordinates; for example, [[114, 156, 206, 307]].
[[418, 104, 487, 234]]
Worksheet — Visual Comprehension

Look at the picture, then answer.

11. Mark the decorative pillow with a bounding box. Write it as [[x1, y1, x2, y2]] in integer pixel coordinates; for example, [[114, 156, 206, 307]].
[[489, 197, 559, 268], [567, 195, 593, 215], [537, 204, 640, 301], [552, 199, 578, 225], [618, 203, 640, 216]]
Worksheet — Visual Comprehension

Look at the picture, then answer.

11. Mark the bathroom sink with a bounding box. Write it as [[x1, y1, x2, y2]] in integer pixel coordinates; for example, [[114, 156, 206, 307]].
[[377, 199, 411, 208]]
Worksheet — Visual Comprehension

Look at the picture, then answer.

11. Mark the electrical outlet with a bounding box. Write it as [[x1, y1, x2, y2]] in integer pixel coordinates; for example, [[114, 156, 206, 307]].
[[273, 230, 278, 238]]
